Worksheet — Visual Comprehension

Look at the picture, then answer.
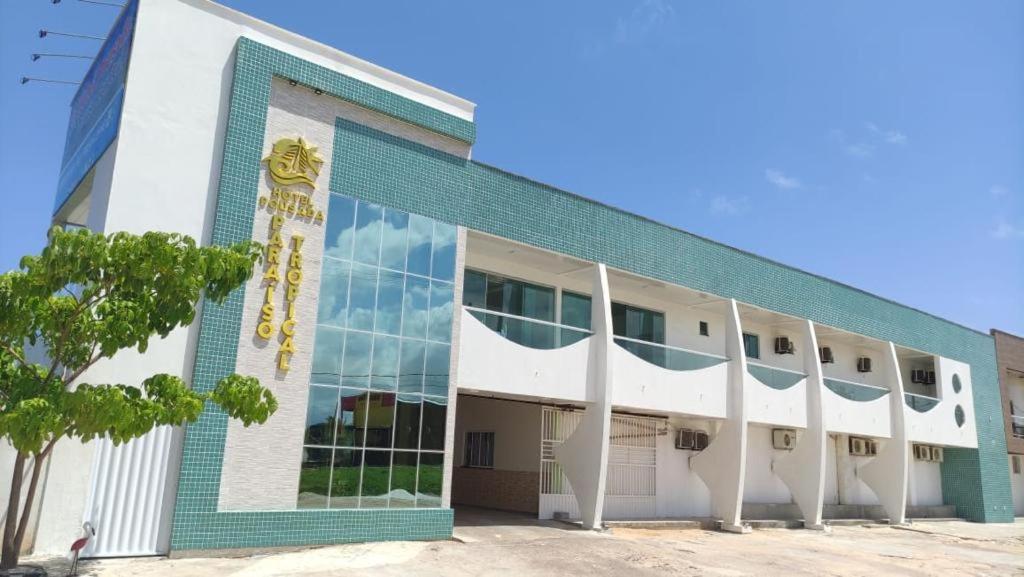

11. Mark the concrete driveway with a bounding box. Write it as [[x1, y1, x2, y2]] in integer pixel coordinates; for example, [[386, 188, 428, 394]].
[[24, 514, 1024, 576]]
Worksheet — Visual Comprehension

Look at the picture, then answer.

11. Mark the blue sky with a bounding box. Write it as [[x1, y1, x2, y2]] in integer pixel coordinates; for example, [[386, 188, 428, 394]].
[[1, 0, 1021, 334]]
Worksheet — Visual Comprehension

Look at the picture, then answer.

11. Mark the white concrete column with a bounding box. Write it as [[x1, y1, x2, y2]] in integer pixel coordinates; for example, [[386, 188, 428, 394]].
[[691, 299, 749, 533], [552, 263, 613, 529], [441, 226, 468, 508], [859, 341, 909, 524], [774, 320, 829, 530]]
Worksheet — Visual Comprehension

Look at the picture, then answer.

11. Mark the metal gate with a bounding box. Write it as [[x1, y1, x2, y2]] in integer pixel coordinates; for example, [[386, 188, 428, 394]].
[[81, 426, 179, 557], [539, 407, 658, 520]]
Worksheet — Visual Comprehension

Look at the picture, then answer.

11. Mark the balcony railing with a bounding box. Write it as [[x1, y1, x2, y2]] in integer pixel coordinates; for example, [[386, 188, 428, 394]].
[[904, 392, 940, 413], [613, 335, 728, 371], [823, 377, 890, 402], [1012, 415, 1024, 439], [746, 361, 805, 390], [466, 306, 592, 350]]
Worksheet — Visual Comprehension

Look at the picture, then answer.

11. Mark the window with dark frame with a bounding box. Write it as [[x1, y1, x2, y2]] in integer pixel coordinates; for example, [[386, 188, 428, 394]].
[[464, 431, 495, 469], [699, 321, 709, 337], [743, 332, 760, 359]]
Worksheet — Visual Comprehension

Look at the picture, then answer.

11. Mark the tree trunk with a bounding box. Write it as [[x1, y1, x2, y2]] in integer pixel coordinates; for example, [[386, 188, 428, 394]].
[[13, 454, 46, 561], [1, 452, 25, 570]]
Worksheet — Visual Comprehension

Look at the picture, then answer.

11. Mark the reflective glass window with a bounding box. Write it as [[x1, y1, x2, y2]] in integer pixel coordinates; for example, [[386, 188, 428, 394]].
[[398, 339, 426, 393], [462, 269, 486, 309], [420, 396, 447, 451], [310, 326, 344, 385], [394, 394, 421, 450], [297, 447, 332, 509], [336, 387, 367, 448], [427, 281, 454, 343], [423, 343, 450, 397], [390, 452, 418, 508], [370, 335, 399, 390], [430, 222, 457, 281], [611, 302, 665, 344], [347, 264, 378, 331], [323, 194, 356, 260], [401, 275, 430, 339], [360, 450, 392, 508], [317, 258, 350, 328], [364, 392, 395, 448], [406, 214, 433, 277], [417, 452, 443, 508], [561, 291, 591, 331], [341, 331, 372, 388], [380, 209, 409, 272], [329, 448, 361, 509], [304, 385, 339, 446], [352, 202, 383, 265], [375, 269, 404, 335]]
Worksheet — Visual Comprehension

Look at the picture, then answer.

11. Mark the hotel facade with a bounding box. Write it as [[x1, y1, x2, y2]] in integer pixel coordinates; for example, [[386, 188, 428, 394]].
[[5, 0, 1016, 559]]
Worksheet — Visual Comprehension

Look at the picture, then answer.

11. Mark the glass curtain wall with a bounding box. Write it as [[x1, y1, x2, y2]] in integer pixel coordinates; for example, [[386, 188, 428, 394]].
[[300, 193, 456, 510]]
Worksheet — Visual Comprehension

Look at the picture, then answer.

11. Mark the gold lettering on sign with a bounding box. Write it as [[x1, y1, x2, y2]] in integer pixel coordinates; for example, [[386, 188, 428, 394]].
[[278, 234, 304, 371]]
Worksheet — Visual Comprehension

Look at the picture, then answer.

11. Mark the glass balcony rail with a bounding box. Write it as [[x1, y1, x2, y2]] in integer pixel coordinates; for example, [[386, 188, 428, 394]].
[[904, 392, 940, 413], [746, 362, 806, 390], [1011, 415, 1024, 439], [466, 306, 592, 350], [823, 377, 890, 402], [613, 336, 728, 371]]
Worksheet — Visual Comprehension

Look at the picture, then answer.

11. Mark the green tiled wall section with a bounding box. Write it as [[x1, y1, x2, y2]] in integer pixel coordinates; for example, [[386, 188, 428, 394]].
[[171, 38, 462, 553], [329, 120, 1014, 523]]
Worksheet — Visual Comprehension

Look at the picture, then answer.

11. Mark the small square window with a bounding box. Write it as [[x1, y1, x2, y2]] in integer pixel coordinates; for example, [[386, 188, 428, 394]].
[[699, 321, 709, 337], [1014, 455, 1022, 475], [464, 431, 495, 468]]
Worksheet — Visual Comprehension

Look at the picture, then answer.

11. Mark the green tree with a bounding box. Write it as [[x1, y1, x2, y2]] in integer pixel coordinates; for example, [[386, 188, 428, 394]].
[[0, 227, 278, 571]]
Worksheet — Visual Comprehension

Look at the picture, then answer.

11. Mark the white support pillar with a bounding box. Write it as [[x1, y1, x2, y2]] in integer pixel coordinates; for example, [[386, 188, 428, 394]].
[[552, 263, 613, 529], [774, 320, 829, 530], [691, 299, 750, 533], [859, 341, 909, 525]]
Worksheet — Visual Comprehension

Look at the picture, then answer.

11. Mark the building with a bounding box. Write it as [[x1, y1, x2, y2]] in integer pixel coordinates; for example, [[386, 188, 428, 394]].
[[993, 330, 1024, 515], [4, 0, 1016, 560]]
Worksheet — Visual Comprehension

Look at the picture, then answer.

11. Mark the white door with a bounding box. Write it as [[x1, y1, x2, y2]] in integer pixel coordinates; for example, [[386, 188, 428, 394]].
[[82, 426, 180, 557]]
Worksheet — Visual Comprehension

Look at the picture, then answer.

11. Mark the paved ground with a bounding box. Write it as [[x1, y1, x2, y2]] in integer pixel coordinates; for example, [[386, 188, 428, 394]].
[[23, 509, 1024, 576]]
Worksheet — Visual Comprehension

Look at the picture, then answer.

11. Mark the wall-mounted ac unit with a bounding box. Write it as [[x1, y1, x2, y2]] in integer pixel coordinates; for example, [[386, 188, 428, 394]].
[[913, 444, 930, 460], [819, 346, 835, 364], [927, 370, 936, 385], [675, 428, 695, 450], [930, 446, 943, 463], [857, 357, 872, 373], [910, 369, 926, 384], [774, 336, 795, 355], [772, 428, 796, 450], [694, 430, 709, 451], [849, 436, 876, 456]]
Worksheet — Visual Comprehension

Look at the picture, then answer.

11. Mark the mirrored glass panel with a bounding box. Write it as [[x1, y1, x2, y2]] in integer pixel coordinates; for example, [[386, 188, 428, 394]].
[[394, 394, 421, 450], [560, 291, 592, 331], [347, 264, 377, 331], [398, 339, 425, 393], [329, 448, 361, 509], [360, 450, 392, 508], [390, 451, 418, 508], [310, 326, 344, 385], [323, 194, 356, 260], [317, 258, 350, 328], [406, 214, 433, 277], [420, 396, 447, 451], [352, 202, 383, 265], [430, 222, 457, 281], [336, 387, 367, 447], [341, 331, 372, 388], [401, 275, 429, 339], [297, 447, 331, 509], [304, 385, 339, 446], [423, 343, 450, 398], [416, 452, 443, 508], [462, 269, 486, 309], [370, 335, 399, 390], [380, 209, 409, 272], [364, 392, 395, 448], [375, 270, 404, 335], [427, 281, 454, 343]]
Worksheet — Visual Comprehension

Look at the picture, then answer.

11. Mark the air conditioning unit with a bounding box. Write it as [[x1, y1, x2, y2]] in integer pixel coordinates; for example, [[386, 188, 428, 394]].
[[857, 357, 872, 373], [772, 428, 796, 450], [865, 439, 878, 456], [930, 446, 944, 463], [927, 371, 936, 385], [675, 428, 695, 450], [819, 346, 835, 364], [694, 430, 710, 451], [849, 436, 867, 456], [910, 369, 925, 384], [774, 336, 795, 355], [913, 444, 930, 460]]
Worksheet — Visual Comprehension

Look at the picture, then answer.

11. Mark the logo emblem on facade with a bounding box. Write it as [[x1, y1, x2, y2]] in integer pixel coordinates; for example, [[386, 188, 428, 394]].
[[263, 137, 324, 188]]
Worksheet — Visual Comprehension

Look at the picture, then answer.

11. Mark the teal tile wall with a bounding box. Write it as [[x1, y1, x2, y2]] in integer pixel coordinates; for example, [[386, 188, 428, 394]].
[[171, 38, 463, 553], [329, 120, 1014, 523]]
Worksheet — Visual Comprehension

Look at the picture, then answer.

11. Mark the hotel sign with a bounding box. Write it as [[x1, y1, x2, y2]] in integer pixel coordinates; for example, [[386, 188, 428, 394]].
[[256, 136, 325, 371]]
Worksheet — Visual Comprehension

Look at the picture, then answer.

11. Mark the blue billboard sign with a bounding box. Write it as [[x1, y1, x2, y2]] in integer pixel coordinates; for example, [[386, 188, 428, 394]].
[[54, 0, 138, 213]]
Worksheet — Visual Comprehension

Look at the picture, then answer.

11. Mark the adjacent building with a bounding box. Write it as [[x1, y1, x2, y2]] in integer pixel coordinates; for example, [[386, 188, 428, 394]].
[[993, 330, 1024, 515], [3, 0, 1016, 559]]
